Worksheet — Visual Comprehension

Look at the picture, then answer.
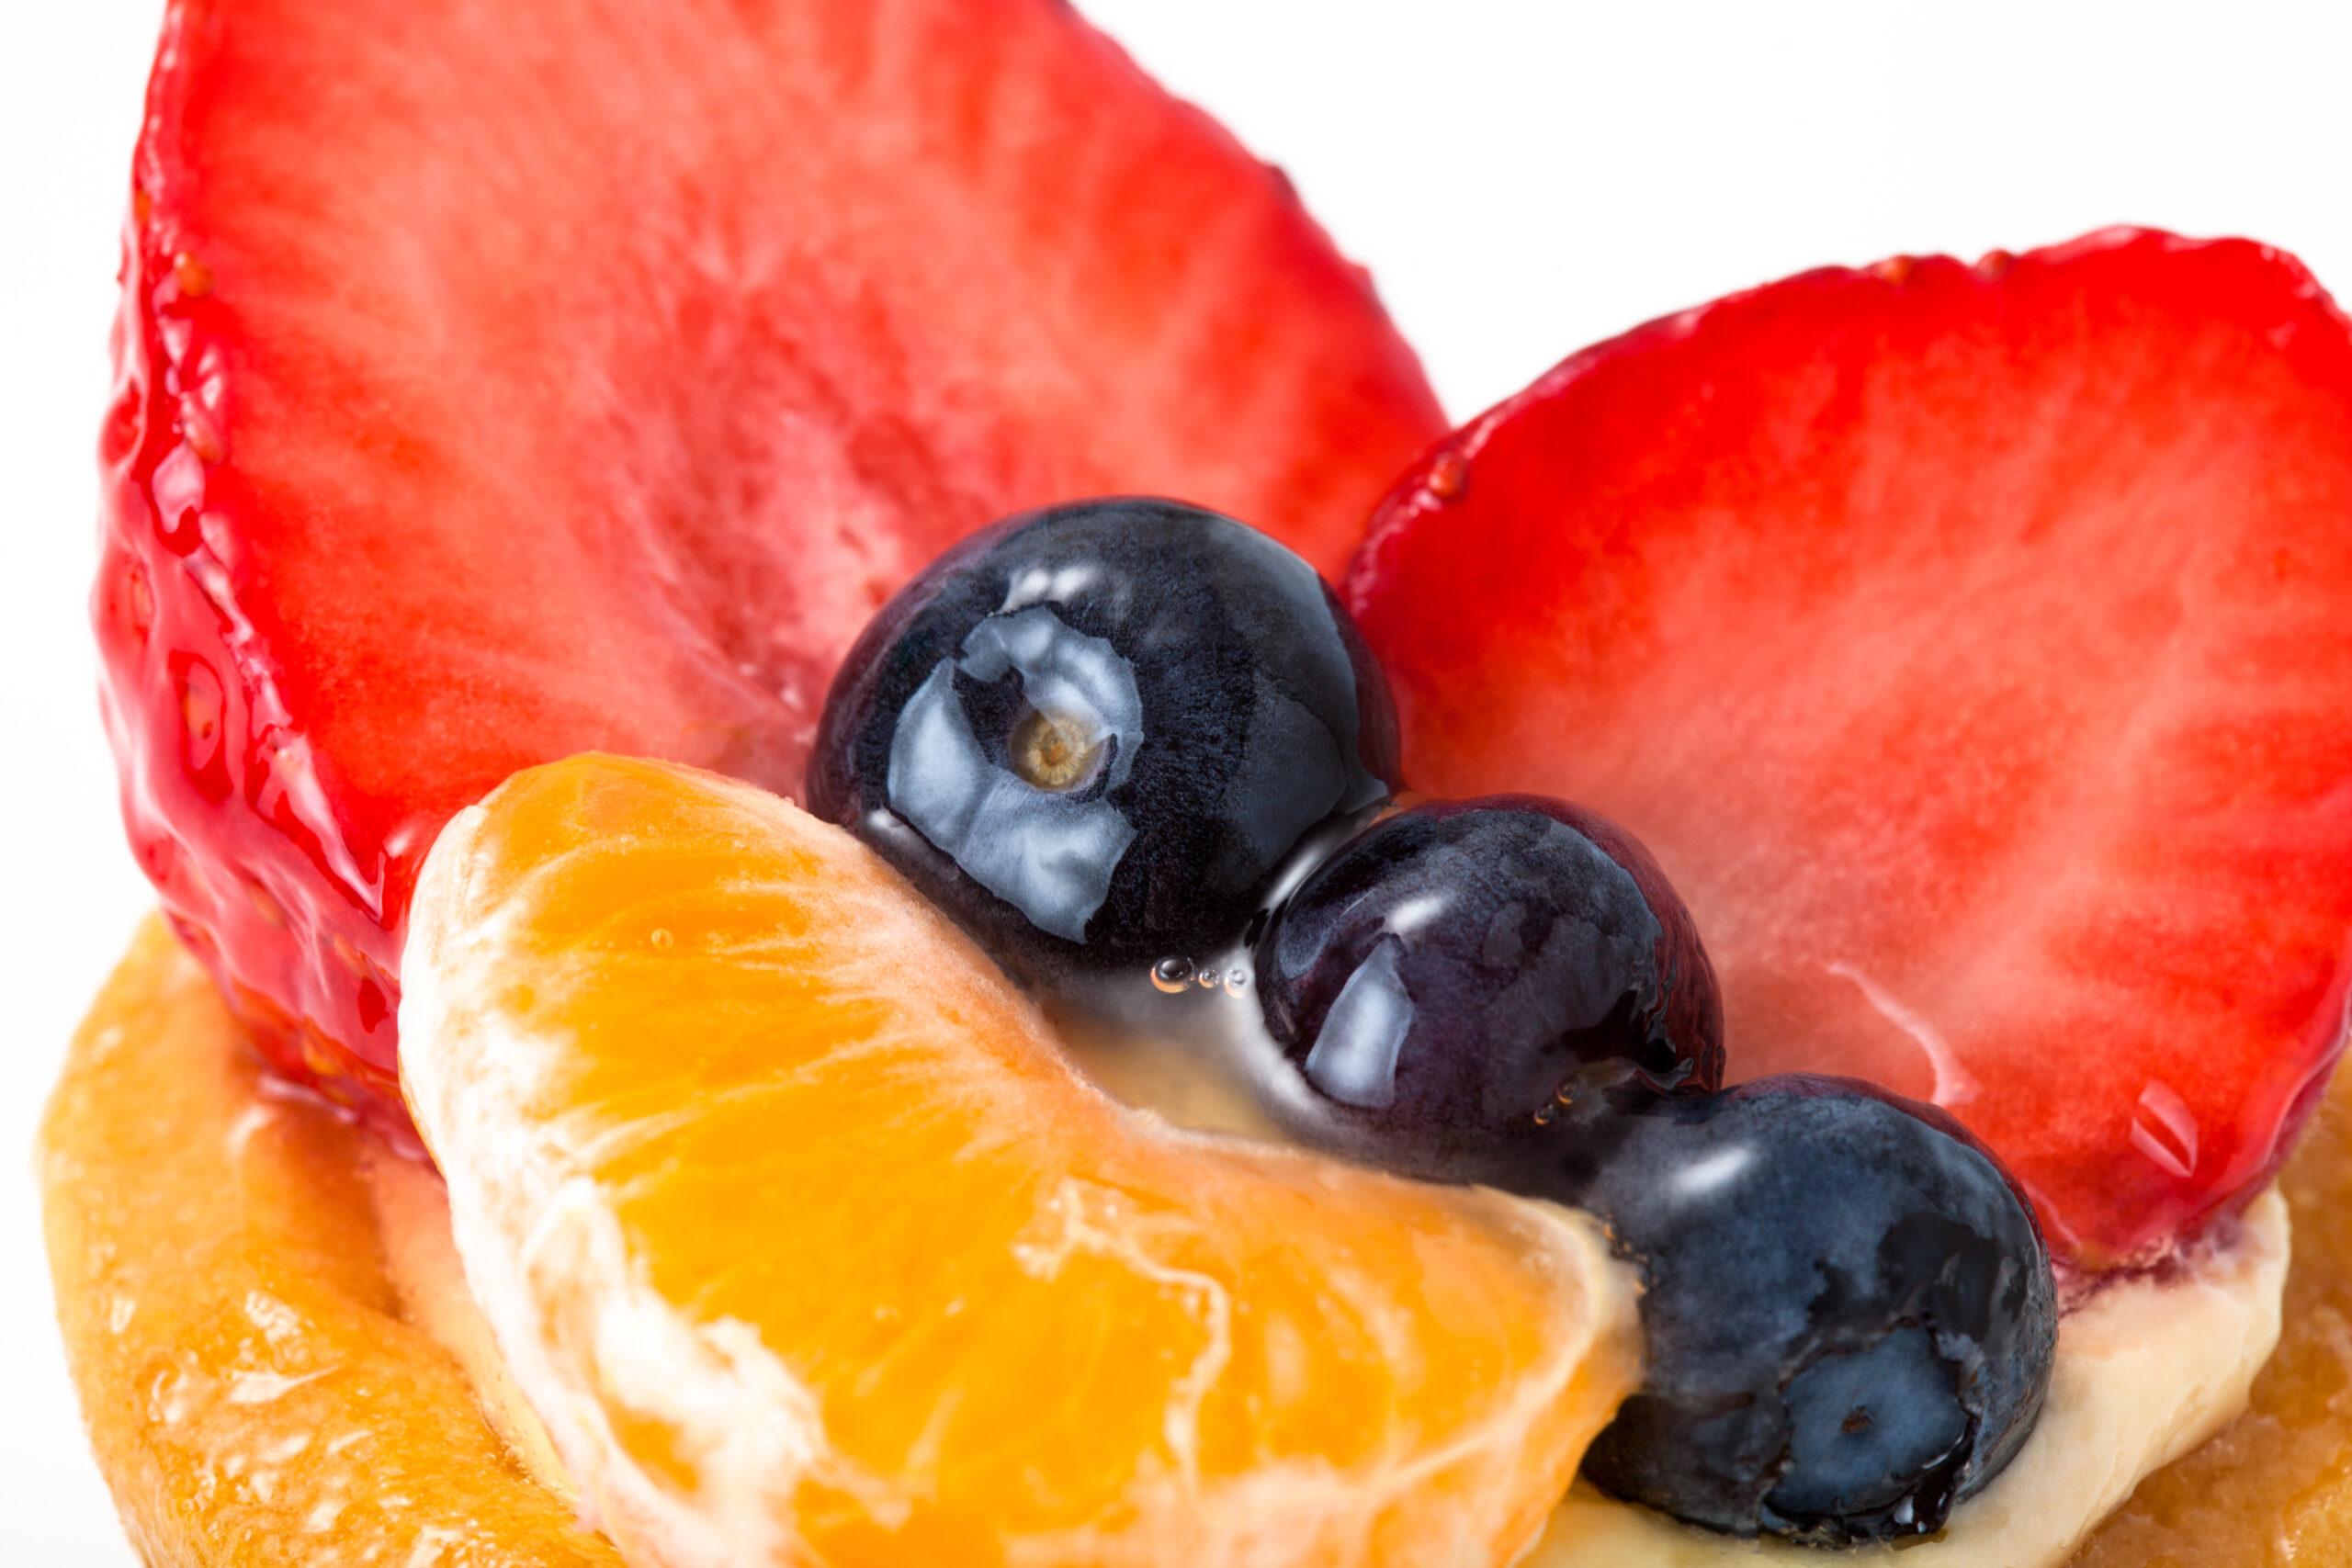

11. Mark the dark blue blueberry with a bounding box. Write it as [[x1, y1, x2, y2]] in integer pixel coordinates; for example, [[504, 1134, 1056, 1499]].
[[1251, 795, 1722, 1177], [1507, 1074, 2056, 1545], [807, 498, 1399, 974]]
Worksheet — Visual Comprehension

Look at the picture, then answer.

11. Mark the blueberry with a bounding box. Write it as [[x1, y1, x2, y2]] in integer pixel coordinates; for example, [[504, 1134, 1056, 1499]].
[[1507, 1075, 2056, 1544], [1251, 795, 1722, 1177], [808, 499, 1399, 975]]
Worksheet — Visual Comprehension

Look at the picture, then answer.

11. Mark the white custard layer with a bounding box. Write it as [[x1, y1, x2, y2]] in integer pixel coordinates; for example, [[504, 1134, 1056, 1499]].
[[1528, 1186, 2290, 1568]]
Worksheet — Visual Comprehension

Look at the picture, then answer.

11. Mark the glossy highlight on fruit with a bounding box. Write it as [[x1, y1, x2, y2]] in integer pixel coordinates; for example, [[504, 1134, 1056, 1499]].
[[1347, 228, 2352, 1266], [98, 0, 1446, 1119], [1254, 794, 1722, 1177], [809, 499, 1400, 974], [401, 753, 1639, 1566], [1512, 1076, 2057, 1544]]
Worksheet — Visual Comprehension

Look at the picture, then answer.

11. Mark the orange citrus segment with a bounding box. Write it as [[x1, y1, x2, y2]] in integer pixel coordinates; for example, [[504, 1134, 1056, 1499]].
[[400, 754, 1642, 1568], [39, 918, 622, 1567]]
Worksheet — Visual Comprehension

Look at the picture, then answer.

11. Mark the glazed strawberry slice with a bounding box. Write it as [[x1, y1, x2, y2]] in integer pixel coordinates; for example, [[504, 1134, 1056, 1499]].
[[96, 0, 1445, 1118], [1345, 229, 2352, 1266]]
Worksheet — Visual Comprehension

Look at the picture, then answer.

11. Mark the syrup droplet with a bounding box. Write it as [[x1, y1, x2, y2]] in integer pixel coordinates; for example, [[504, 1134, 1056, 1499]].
[[1197, 969, 1221, 989], [1151, 956, 1195, 994], [2129, 1078, 2199, 1179], [1427, 450, 1470, 502]]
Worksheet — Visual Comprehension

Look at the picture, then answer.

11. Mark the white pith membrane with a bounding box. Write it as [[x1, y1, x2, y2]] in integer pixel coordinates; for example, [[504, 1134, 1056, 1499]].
[[396, 786, 2291, 1568], [400, 841, 833, 1568]]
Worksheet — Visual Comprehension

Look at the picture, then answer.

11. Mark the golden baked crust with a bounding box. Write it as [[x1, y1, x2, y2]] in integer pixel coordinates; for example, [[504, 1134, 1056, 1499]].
[[39, 919, 617, 1566], [39, 918, 2352, 1564]]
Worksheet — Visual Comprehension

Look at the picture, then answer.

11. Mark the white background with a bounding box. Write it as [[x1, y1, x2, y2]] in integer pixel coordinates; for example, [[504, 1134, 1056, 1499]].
[[5, 1, 2349, 1558]]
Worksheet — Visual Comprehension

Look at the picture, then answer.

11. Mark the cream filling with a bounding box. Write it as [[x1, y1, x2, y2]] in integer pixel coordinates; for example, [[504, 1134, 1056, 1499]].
[[370, 1123, 2286, 1568]]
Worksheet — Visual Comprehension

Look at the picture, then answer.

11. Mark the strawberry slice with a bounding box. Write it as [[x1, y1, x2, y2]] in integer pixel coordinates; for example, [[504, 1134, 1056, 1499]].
[[1345, 229, 2352, 1266], [96, 0, 1444, 1118]]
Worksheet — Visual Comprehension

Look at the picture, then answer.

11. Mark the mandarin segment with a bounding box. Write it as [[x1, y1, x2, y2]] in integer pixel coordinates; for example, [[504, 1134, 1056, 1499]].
[[39, 918, 622, 1568], [401, 754, 1641, 1568]]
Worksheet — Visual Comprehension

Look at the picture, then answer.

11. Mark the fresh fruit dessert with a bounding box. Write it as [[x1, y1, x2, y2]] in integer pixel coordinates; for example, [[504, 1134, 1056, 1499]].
[[40, 0, 2352, 1565]]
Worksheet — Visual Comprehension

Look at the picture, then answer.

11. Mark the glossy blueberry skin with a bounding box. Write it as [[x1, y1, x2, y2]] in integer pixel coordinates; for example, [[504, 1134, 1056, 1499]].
[[1252, 795, 1722, 1178], [1502, 1074, 2056, 1545], [808, 498, 1400, 974]]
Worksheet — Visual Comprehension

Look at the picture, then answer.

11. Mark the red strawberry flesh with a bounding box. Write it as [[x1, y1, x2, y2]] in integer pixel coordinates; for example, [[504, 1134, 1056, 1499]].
[[97, 0, 1445, 1120], [1345, 230, 2352, 1266]]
